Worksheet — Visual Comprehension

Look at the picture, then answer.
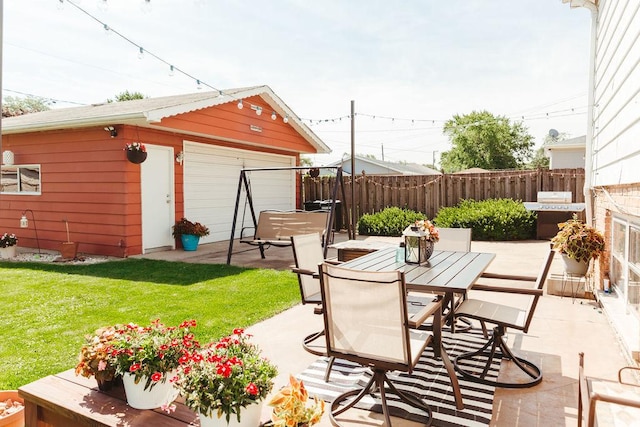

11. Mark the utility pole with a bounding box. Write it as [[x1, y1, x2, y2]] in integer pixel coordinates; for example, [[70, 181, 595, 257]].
[[350, 100, 356, 240], [381, 143, 384, 161]]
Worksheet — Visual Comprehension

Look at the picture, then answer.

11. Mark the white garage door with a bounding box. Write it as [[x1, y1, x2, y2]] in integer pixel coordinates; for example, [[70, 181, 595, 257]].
[[183, 141, 296, 243]]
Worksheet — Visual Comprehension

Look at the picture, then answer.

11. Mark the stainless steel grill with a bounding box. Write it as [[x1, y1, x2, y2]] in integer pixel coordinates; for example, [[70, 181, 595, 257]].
[[524, 192, 585, 239]]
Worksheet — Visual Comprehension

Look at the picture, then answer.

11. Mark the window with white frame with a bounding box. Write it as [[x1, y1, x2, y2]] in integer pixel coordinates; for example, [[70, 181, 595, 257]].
[[0, 165, 41, 194], [611, 215, 640, 319]]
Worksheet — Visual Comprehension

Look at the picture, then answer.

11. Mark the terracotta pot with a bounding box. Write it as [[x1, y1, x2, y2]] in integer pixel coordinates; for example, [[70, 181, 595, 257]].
[[0, 390, 24, 427], [60, 242, 78, 259]]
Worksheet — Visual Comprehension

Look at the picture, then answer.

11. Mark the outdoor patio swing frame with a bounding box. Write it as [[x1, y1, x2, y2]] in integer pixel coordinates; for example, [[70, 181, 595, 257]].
[[226, 166, 350, 264]]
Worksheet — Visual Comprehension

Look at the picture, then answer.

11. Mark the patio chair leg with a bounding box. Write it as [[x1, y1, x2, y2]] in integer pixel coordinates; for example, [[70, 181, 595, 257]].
[[454, 326, 542, 388], [329, 369, 433, 427], [303, 330, 334, 382]]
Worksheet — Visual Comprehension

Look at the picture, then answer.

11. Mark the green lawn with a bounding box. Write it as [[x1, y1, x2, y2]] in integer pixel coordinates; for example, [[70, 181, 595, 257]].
[[0, 258, 300, 390]]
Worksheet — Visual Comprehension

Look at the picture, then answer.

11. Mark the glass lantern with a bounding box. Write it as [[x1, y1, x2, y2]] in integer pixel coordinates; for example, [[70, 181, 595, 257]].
[[403, 226, 434, 264]]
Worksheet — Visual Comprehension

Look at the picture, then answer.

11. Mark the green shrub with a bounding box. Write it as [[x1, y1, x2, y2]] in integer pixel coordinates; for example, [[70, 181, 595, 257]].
[[357, 207, 427, 236], [433, 198, 536, 241]]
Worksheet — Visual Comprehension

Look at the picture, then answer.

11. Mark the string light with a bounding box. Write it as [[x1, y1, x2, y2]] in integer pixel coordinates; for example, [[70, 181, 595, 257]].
[[56, 0, 588, 132], [196, 80, 202, 90]]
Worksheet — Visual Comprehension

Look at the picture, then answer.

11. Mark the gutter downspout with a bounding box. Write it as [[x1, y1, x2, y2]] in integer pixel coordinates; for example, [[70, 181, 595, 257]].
[[582, 1, 598, 225]]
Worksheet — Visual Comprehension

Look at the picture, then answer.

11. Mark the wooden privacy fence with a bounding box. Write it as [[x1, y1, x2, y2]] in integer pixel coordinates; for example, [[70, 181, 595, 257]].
[[302, 168, 585, 228]]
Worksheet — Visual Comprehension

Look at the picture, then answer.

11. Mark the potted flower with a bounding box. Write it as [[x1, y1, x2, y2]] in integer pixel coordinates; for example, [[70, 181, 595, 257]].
[[172, 328, 278, 427], [267, 375, 325, 427], [0, 233, 18, 259], [551, 214, 605, 275], [74, 326, 120, 391], [172, 217, 210, 251], [109, 319, 198, 409], [124, 142, 147, 164], [403, 219, 439, 264]]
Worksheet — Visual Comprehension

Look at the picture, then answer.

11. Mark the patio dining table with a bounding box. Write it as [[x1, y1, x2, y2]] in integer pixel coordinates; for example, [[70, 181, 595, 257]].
[[339, 246, 496, 329]]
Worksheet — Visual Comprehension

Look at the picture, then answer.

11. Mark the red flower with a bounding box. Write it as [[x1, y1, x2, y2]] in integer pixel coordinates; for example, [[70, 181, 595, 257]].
[[159, 344, 169, 351], [151, 372, 163, 382], [129, 363, 141, 372], [178, 354, 190, 365], [191, 353, 204, 363], [233, 328, 244, 335], [217, 363, 232, 378], [246, 383, 259, 395]]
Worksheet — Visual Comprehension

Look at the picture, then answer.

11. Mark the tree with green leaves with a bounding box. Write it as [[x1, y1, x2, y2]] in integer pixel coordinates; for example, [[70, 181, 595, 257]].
[[526, 147, 550, 169], [1, 96, 50, 117], [440, 110, 534, 173], [107, 90, 147, 103]]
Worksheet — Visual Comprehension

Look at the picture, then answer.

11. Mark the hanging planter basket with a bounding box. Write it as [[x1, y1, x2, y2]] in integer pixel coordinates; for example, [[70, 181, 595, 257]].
[[126, 150, 148, 164]]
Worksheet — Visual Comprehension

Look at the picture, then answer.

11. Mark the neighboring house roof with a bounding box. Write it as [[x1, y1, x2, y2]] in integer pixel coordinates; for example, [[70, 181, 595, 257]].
[[326, 155, 441, 175], [543, 135, 586, 150], [1, 85, 330, 154]]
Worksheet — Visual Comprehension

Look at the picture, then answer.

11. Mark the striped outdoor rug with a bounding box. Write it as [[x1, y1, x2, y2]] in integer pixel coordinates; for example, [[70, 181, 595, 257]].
[[297, 329, 499, 427]]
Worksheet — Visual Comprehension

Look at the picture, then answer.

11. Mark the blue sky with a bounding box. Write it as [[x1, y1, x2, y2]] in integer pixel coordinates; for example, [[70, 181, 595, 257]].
[[2, 0, 592, 166]]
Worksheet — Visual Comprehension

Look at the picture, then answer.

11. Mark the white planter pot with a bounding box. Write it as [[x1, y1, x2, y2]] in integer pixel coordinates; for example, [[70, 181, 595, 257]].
[[561, 254, 589, 275], [0, 246, 17, 259], [122, 372, 179, 410], [198, 401, 264, 427]]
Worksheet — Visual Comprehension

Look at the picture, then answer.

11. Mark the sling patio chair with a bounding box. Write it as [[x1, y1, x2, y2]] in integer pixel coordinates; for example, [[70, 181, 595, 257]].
[[319, 262, 463, 427], [433, 227, 473, 331], [578, 352, 640, 426], [453, 245, 555, 388], [290, 233, 341, 382]]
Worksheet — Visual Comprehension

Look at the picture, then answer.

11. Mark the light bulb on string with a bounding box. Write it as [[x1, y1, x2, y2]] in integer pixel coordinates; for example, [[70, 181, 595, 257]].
[[138, 47, 145, 60], [140, 0, 152, 13], [256, 106, 262, 116], [168, 65, 175, 77], [283, 116, 289, 124], [196, 80, 202, 90], [237, 100, 244, 109], [103, 23, 110, 35], [271, 111, 277, 120]]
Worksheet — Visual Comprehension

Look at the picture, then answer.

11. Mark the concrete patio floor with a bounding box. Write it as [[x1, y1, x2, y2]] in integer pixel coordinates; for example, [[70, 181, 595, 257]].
[[137, 233, 635, 426]]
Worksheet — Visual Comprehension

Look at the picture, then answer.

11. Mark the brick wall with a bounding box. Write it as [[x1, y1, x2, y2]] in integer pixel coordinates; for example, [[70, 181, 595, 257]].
[[592, 184, 640, 289]]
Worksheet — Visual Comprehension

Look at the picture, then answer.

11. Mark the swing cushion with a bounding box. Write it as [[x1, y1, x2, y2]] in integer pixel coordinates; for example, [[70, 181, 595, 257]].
[[240, 210, 329, 247]]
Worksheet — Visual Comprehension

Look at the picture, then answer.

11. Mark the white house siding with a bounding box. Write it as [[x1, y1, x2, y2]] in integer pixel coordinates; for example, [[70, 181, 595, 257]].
[[549, 148, 585, 169], [592, 0, 640, 187], [583, 0, 640, 361], [183, 141, 296, 243]]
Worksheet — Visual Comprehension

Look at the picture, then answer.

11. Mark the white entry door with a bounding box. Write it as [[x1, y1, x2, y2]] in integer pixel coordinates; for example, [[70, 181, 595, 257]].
[[141, 145, 175, 253]]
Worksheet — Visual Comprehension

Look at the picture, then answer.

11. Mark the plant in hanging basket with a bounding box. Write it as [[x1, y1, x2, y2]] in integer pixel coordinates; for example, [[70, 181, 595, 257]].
[[550, 214, 605, 264], [172, 218, 210, 238], [124, 142, 148, 163], [109, 319, 199, 391], [172, 328, 277, 423], [0, 233, 17, 248], [124, 142, 146, 152]]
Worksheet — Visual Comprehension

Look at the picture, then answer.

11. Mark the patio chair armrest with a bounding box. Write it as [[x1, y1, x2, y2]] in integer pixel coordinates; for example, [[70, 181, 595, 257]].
[[408, 300, 440, 329], [470, 283, 543, 296], [291, 267, 319, 278], [618, 366, 640, 386]]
